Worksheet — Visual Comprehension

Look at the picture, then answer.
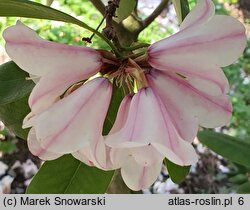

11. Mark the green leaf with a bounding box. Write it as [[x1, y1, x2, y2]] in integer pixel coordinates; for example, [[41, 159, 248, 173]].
[[237, 182, 250, 193], [102, 83, 124, 135], [0, 140, 17, 154], [0, 61, 34, 139], [26, 155, 114, 193], [0, 0, 93, 32], [0, 95, 31, 139], [164, 159, 190, 183], [172, 0, 190, 23], [117, 0, 136, 22], [198, 130, 250, 168], [229, 174, 248, 185], [0, 61, 34, 105]]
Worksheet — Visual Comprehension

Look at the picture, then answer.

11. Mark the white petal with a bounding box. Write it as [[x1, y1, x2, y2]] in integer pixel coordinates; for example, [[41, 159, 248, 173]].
[[131, 145, 164, 167], [180, 0, 215, 30], [27, 128, 62, 160], [121, 156, 163, 191], [106, 88, 197, 165], [3, 21, 102, 76], [149, 16, 246, 68], [108, 96, 132, 134], [109, 148, 130, 168], [32, 78, 112, 154], [73, 137, 109, 169], [148, 70, 232, 128]]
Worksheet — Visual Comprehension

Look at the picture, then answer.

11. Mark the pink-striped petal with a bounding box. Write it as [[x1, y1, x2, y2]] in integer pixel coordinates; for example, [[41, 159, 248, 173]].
[[27, 78, 112, 154], [147, 72, 198, 141], [149, 64, 229, 96], [3, 21, 102, 76], [27, 128, 62, 160], [180, 0, 215, 30], [3, 21, 102, 113], [148, 13, 246, 68], [106, 88, 197, 165], [109, 95, 132, 134], [28, 66, 96, 114], [148, 70, 232, 128], [72, 136, 110, 169], [110, 145, 164, 190]]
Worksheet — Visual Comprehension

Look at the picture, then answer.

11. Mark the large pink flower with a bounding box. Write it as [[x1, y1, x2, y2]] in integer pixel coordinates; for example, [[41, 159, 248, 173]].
[[3, 22, 112, 168], [146, 0, 246, 139], [3, 21, 103, 114], [106, 93, 196, 190], [105, 0, 246, 190]]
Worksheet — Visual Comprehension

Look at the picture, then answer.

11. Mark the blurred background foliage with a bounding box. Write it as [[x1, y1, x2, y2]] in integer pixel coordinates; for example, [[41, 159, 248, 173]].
[[0, 0, 249, 193]]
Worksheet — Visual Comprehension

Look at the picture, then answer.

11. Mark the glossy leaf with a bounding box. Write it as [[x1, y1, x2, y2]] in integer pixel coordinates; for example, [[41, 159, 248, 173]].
[[164, 159, 190, 183], [0, 61, 34, 139], [198, 130, 250, 168], [0, 140, 17, 154], [0, 61, 34, 105], [102, 82, 124, 135], [0, 0, 94, 32], [0, 95, 31, 139], [117, 0, 136, 22], [229, 174, 248, 185], [237, 182, 250, 193], [26, 155, 114, 193], [172, 0, 190, 23]]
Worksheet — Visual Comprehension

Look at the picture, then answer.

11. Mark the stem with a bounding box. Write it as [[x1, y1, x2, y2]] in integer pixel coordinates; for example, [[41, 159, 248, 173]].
[[120, 43, 150, 51], [73, 18, 121, 56], [141, 0, 169, 31], [89, 15, 106, 41], [122, 51, 146, 60], [95, 31, 122, 57]]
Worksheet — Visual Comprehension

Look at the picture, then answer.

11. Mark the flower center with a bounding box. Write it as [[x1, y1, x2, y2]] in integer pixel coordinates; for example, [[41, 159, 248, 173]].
[[101, 52, 150, 94]]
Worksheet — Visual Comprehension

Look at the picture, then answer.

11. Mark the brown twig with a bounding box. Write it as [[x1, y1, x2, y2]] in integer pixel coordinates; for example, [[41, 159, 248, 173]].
[[89, 0, 106, 16], [134, 0, 139, 17], [102, 0, 120, 40], [141, 0, 169, 31]]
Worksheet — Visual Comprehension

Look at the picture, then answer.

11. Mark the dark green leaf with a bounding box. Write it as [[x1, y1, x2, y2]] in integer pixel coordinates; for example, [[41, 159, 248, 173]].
[[164, 159, 190, 183], [0, 95, 31, 139], [0, 0, 93, 32], [0, 61, 34, 105], [198, 130, 250, 168], [117, 0, 136, 22], [26, 155, 114, 193], [172, 0, 190, 23], [237, 182, 250, 193], [0, 61, 34, 139], [102, 83, 124, 135], [229, 174, 248, 185], [0, 140, 17, 154]]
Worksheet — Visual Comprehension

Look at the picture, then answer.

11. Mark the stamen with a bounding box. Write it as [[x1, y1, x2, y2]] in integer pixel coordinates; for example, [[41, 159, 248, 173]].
[[25, 75, 40, 80], [127, 58, 148, 89], [176, 72, 187, 79], [63, 82, 84, 97]]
